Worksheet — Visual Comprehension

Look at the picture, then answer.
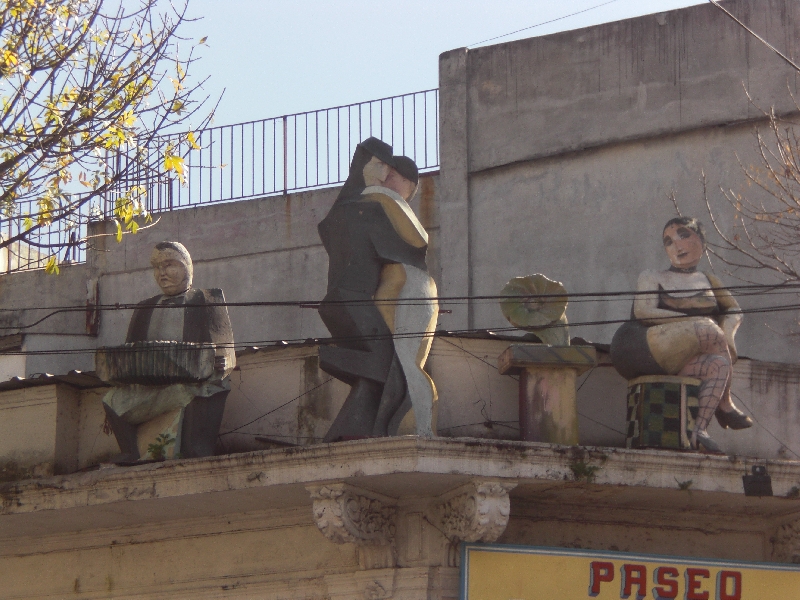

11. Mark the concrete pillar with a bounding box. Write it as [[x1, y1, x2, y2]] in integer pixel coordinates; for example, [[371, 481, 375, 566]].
[[438, 48, 471, 331], [499, 344, 596, 445]]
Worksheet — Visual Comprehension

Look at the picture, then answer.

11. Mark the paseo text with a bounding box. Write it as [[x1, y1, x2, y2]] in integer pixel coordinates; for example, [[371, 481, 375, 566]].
[[588, 561, 742, 599]]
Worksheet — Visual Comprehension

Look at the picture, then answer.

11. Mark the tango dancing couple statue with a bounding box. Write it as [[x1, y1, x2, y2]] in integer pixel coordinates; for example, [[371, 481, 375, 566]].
[[611, 217, 753, 452], [317, 137, 438, 441]]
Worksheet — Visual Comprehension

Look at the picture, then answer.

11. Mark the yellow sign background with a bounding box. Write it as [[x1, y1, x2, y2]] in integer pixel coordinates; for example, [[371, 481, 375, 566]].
[[463, 545, 800, 600]]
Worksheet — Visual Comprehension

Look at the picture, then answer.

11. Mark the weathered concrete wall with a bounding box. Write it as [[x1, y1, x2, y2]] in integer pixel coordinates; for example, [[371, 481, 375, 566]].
[[3, 438, 800, 598], [215, 338, 800, 461], [0, 264, 94, 377], [438, 0, 800, 365], [465, 0, 800, 172], [467, 121, 797, 360], [0, 175, 440, 376], [0, 508, 365, 599], [0, 386, 59, 480], [92, 175, 440, 351], [5, 333, 798, 475], [428, 338, 800, 460], [0, 384, 93, 480], [219, 345, 351, 453], [0, 501, 775, 598]]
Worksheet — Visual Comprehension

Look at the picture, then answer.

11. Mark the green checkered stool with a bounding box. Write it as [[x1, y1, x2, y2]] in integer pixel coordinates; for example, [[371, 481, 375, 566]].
[[626, 376, 701, 450]]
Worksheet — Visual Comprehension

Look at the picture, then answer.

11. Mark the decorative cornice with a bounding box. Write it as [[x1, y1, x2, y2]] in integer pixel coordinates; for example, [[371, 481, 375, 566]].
[[773, 519, 800, 564], [6, 437, 800, 522], [435, 479, 517, 543], [307, 483, 396, 546]]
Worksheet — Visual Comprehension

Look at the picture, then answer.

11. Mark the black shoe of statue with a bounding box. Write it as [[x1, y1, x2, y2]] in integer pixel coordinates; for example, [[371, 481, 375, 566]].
[[715, 407, 754, 430]]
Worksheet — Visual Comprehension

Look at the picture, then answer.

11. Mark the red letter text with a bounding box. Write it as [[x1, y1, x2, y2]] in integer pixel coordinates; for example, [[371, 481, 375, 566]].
[[589, 561, 615, 596], [717, 571, 742, 600], [621, 564, 648, 599], [685, 568, 710, 600], [653, 566, 679, 599]]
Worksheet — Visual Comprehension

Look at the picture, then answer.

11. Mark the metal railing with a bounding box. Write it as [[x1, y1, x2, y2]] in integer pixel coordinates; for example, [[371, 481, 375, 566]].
[[0, 197, 91, 273], [0, 88, 440, 273], [114, 88, 439, 214]]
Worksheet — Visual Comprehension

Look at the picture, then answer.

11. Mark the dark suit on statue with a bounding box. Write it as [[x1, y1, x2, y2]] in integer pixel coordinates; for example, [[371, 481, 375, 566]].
[[102, 287, 236, 459], [126, 287, 236, 373]]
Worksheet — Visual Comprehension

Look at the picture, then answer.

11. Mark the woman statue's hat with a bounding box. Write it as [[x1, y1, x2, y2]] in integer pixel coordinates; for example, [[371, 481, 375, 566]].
[[356, 137, 419, 183], [357, 137, 395, 167]]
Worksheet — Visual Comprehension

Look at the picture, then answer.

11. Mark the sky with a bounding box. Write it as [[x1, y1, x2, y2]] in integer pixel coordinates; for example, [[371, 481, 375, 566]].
[[178, 0, 707, 129]]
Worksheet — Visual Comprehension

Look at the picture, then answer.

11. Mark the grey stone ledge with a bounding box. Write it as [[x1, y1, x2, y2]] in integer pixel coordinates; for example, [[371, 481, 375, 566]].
[[3, 437, 800, 519]]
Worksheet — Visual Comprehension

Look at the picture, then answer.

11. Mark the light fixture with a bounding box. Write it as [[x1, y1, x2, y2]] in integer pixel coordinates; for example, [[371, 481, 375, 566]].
[[742, 465, 773, 497]]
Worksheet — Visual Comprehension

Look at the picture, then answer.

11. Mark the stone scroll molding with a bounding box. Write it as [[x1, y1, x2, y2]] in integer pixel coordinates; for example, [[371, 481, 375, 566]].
[[772, 519, 800, 564], [433, 478, 517, 544], [307, 483, 398, 546]]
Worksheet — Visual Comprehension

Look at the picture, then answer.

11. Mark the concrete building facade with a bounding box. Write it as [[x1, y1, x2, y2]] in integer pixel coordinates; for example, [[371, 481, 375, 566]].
[[2, 1, 800, 598]]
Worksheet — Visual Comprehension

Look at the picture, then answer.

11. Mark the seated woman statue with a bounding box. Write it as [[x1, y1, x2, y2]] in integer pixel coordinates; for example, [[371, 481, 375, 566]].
[[610, 217, 752, 452]]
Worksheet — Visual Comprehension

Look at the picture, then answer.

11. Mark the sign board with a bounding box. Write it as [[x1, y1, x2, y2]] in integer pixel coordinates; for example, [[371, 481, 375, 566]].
[[461, 544, 800, 600]]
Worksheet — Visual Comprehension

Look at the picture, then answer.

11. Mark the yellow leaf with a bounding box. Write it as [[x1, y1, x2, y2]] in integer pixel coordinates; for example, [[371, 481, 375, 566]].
[[45, 256, 60, 275], [119, 110, 136, 127], [127, 220, 139, 234], [169, 77, 183, 93], [115, 220, 123, 242], [186, 131, 200, 150], [23, 216, 33, 231], [2, 50, 18, 67], [164, 154, 185, 176], [198, 36, 208, 45]]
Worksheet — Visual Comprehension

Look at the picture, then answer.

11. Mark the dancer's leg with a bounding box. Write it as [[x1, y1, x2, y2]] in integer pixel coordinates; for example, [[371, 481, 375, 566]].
[[678, 320, 731, 447], [323, 378, 383, 442]]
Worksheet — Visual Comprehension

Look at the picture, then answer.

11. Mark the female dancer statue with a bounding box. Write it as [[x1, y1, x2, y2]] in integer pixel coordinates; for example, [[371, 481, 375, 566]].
[[611, 217, 752, 451]]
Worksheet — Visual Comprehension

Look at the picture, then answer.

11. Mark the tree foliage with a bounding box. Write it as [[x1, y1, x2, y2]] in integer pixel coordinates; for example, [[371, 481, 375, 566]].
[[0, 0, 210, 268], [703, 107, 800, 285]]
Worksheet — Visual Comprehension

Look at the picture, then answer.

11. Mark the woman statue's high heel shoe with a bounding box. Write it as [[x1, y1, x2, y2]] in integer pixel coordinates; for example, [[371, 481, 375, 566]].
[[715, 407, 753, 430], [692, 430, 722, 453]]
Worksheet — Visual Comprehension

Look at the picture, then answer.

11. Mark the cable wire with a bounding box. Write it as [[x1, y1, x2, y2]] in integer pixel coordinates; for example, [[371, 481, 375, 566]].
[[709, 0, 800, 73], [6, 298, 800, 356], [467, 0, 622, 48], [4, 280, 800, 332], [218, 378, 334, 437], [729, 391, 800, 460]]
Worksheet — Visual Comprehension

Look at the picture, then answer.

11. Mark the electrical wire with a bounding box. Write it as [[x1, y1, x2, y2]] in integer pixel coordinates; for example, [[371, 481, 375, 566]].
[[7, 280, 800, 314], [729, 391, 800, 460], [5, 299, 800, 357], [467, 0, 622, 48], [218, 378, 334, 437], [708, 0, 800, 73], [3, 281, 800, 333]]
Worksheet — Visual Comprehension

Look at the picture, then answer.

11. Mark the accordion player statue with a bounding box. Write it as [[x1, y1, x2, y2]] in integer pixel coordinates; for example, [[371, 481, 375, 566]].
[[96, 241, 236, 461]]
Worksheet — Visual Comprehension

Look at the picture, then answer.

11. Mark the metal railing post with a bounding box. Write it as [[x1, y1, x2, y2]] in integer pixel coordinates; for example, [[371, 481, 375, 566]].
[[283, 115, 288, 195], [0, 89, 440, 274]]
